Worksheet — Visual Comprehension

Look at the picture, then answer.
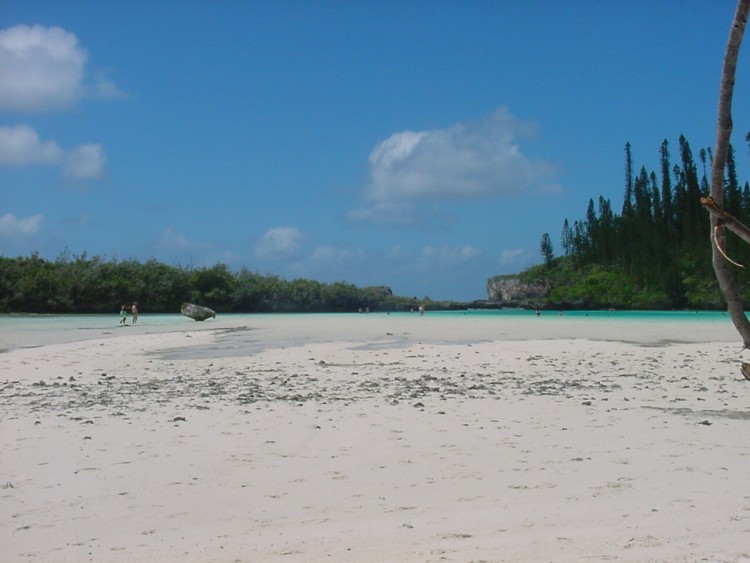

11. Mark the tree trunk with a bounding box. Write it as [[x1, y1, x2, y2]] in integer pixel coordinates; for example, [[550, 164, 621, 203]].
[[709, 0, 750, 347]]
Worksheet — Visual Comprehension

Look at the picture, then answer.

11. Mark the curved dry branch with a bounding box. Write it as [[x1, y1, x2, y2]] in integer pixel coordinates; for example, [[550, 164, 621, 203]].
[[712, 224, 745, 268]]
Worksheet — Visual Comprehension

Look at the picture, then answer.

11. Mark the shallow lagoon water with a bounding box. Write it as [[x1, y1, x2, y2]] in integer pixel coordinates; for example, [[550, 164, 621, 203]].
[[0, 309, 741, 355], [0, 313, 212, 352]]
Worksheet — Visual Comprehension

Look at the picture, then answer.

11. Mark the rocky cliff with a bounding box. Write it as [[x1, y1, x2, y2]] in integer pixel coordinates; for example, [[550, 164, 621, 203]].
[[486, 275, 550, 308]]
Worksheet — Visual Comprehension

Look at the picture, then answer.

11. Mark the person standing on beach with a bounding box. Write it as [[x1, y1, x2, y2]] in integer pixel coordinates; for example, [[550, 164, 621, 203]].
[[131, 302, 138, 324], [119, 304, 128, 324]]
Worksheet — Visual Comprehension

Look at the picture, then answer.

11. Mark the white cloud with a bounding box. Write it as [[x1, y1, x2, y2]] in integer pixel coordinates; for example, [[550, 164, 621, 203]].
[[500, 248, 525, 265], [63, 143, 106, 179], [0, 24, 124, 113], [353, 108, 558, 224], [0, 124, 106, 179], [0, 26, 117, 181], [255, 227, 304, 260], [0, 25, 86, 112], [0, 124, 63, 165], [0, 213, 43, 237]]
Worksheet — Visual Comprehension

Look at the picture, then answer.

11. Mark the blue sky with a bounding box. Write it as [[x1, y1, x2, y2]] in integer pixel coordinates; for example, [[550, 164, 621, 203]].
[[1, 1, 748, 301]]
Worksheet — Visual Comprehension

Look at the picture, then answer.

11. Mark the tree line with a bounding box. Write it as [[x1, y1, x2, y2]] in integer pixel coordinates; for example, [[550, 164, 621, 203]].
[[527, 134, 750, 309], [0, 252, 440, 314]]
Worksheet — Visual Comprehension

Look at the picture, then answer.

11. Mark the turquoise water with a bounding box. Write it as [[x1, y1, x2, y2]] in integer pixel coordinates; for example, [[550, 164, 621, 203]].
[[438, 309, 727, 319], [0, 313, 195, 351], [425, 309, 734, 330], [0, 309, 737, 353]]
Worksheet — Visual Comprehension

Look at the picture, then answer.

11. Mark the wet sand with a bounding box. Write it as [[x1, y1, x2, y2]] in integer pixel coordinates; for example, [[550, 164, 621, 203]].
[[2, 314, 749, 561]]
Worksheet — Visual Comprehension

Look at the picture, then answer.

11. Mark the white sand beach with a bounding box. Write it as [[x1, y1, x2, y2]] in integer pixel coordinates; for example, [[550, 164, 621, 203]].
[[2, 313, 750, 562]]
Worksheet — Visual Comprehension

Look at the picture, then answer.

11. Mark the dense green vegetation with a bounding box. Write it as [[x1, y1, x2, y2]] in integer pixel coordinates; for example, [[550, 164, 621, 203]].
[[0, 251, 489, 314], [522, 134, 750, 310]]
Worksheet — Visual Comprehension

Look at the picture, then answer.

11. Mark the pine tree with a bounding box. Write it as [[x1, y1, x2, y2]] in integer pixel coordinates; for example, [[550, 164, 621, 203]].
[[678, 135, 704, 245], [540, 233, 554, 268], [725, 144, 741, 215], [659, 139, 673, 236], [623, 142, 634, 215], [561, 219, 573, 256], [597, 196, 616, 263]]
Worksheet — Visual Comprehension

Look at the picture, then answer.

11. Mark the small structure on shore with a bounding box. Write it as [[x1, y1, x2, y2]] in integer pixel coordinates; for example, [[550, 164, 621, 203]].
[[181, 302, 216, 321]]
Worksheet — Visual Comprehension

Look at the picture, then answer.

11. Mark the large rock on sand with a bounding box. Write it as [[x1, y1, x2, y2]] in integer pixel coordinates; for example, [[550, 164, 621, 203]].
[[181, 302, 216, 321]]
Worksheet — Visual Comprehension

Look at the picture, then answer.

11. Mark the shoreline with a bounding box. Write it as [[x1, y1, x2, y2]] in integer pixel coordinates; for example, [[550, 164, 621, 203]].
[[2, 316, 749, 561], [0, 310, 743, 355]]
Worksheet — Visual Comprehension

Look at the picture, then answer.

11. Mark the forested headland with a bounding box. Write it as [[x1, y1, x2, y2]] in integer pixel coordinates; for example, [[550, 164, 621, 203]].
[[0, 252, 488, 314], [521, 134, 750, 309]]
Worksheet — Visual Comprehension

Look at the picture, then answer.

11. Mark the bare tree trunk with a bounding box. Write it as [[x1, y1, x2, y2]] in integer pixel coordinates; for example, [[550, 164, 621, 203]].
[[708, 0, 750, 346]]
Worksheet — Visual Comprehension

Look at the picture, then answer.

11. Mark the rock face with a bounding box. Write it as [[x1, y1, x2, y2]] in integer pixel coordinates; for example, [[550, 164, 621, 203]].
[[486, 275, 550, 308], [181, 303, 216, 321]]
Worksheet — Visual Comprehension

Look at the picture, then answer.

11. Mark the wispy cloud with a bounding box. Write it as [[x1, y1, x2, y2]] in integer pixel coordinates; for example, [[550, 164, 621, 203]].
[[500, 248, 525, 265], [0, 213, 43, 237], [0, 24, 123, 113], [90, 68, 126, 100], [0, 124, 106, 179], [351, 108, 558, 225], [63, 143, 107, 179], [158, 226, 204, 251], [255, 227, 305, 260]]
